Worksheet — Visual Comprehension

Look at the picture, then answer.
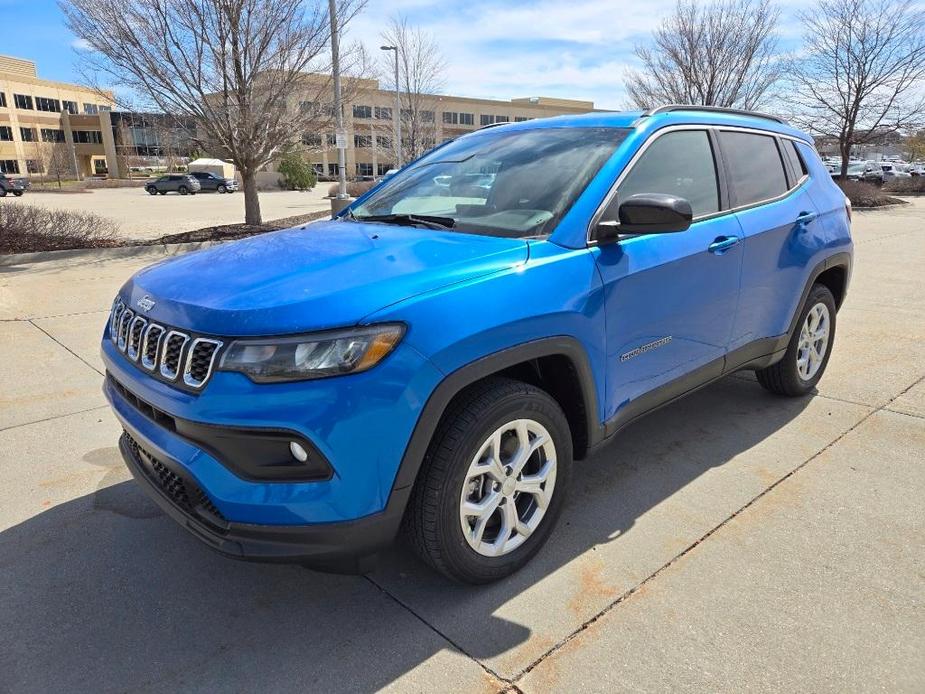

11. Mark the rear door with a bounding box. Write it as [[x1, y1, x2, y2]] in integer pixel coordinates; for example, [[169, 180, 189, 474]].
[[720, 130, 825, 353]]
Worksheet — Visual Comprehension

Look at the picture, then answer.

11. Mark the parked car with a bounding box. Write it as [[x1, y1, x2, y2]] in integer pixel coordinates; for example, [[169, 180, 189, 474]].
[[880, 163, 911, 180], [189, 171, 238, 193], [841, 162, 882, 184], [909, 163, 924, 176], [0, 174, 30, 197], [102, 106, 852, 583], [145, 174, 201, 195]]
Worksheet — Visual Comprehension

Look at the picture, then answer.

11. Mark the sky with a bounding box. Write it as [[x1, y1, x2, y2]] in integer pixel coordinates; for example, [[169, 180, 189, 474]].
[[0, 0, 810, 110]]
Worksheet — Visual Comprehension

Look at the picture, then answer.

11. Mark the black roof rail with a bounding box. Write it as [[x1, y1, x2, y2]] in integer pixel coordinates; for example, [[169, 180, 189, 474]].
[[641, 104, 789, 125]]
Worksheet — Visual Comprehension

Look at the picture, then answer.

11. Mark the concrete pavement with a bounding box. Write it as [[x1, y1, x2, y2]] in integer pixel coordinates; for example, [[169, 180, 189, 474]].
[[4, 186, 332, 240], [0, 200, 923, 692]]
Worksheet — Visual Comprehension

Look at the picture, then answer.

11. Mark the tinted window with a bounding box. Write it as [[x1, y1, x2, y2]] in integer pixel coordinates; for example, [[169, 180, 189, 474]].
[[617, 130, 719, 217], [720, 132, 788, 206], [782, 140, 808, 180]]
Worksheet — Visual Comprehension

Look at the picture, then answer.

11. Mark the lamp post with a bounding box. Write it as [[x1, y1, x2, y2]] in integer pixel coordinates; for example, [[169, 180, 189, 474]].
[[329, 0, 347, 200], [380, 45, 401, 169]]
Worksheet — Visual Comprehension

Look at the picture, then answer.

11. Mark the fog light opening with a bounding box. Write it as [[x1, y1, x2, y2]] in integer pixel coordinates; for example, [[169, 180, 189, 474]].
[[289, 441, 309, 463]]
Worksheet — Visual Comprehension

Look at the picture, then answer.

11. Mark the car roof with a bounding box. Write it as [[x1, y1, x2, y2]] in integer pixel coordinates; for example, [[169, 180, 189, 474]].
[[475, 106, 813, 144]]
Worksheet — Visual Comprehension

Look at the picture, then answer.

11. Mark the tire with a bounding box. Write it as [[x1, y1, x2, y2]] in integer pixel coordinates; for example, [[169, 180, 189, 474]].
[[404, 377, 572, 583], [178, 186, 188, 195], [158, 191, 166, 195], [756, 283, 837, 396], [217, 184, 227, 194], [12, 191, 23, 197], [147, 187, 157, 195], [0, 188, 6, 197]]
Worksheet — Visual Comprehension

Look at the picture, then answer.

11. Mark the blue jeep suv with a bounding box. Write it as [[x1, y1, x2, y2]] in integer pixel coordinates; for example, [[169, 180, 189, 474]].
[[102, 106, 852, 583]]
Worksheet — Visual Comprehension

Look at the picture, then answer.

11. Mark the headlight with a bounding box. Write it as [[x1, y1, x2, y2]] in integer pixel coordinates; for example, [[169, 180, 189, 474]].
[[218, 324, 405, 383]]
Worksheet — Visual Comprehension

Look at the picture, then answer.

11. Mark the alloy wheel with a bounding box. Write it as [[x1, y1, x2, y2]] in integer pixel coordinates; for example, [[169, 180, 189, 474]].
[[459, 418, 557, 557], [797, 302, 830, 380]]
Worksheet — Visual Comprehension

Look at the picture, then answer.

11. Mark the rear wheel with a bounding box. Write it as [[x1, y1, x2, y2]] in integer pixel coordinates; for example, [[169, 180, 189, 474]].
[[178, 186, 188, 195], [404, 377, 572, 583], [12, 191, 23, 197], [756, 283, 837, 396]]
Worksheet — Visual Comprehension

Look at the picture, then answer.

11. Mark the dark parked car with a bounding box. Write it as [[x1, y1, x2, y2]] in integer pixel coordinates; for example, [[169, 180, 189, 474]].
[[189, 171, 238, 193], [0, 174, 29, 197], [146, 174, 201, 196]]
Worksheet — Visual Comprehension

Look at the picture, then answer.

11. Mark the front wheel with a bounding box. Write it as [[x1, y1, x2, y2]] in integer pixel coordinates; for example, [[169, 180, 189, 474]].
[[12, 191, 23, 197], [756, 283, 837, 396], [0, 188, 7, 197], [178, 186, 188, 195], [404, 377, 572, 583], [217, 184, 227, 194], [147, 187, 157, 195]]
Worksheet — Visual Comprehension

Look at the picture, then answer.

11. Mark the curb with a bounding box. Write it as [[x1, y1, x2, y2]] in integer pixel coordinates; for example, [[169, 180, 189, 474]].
[[0, 240, 222, 267]]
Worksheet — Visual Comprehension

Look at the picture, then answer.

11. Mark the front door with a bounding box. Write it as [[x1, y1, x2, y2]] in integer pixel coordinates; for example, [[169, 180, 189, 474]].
[[592, 128, 742, 426]]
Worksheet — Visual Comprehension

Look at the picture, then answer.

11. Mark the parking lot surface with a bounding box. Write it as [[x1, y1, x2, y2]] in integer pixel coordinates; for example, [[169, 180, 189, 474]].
[[4, 186, 332, 240], [0, 200, 923, 693]]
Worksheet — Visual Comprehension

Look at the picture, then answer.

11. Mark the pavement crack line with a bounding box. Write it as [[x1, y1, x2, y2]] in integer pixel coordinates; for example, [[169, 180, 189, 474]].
[[27, 319, 104, 377], [0, 405, 110, 434], [510, 372, 925, 683], [363, 573, 514, 687]]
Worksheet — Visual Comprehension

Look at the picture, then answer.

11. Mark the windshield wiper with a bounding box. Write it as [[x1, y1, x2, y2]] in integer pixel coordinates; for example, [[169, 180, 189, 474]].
[[353, 213, 456, 230]]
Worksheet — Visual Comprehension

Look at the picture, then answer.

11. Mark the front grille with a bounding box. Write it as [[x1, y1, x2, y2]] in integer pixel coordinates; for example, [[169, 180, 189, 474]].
[[108, 300, 222, 390], [123, 430, 227, 525]]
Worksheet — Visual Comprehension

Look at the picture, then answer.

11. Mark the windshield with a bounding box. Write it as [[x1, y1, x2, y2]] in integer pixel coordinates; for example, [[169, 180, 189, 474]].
[[351, 127, 628, 238]]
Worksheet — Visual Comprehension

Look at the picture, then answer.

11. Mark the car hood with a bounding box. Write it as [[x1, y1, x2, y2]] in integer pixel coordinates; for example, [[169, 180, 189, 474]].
[[121, 220, 529, 335]]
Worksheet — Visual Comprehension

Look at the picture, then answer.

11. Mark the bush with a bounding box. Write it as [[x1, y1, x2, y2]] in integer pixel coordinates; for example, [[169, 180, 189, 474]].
[[882, 177, 925, 194], [327, 180, 376, 198], [0, 204, 120, 254], [277, 152, 317, 190], [835, 180, 905, 208]]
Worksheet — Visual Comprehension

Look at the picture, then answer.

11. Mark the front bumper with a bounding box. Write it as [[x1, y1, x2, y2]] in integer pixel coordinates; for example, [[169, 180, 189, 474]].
[[118, 430, 408, 572]]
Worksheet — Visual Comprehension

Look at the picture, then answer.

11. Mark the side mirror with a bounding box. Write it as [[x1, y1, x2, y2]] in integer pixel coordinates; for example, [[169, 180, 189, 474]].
[[596, 193, 693, 242]]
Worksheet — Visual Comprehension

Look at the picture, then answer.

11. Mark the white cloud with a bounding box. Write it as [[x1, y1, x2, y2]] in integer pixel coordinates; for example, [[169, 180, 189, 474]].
[[71, 38, 94, 51]]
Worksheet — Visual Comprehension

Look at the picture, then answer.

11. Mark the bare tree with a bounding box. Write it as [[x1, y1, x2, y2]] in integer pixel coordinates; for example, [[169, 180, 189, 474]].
[[786, 0, 925, 179], [62, 0, 365, 225], [34, 142, 75, 188], [625, 0, 781, 110], [380, 16, 446, 163]]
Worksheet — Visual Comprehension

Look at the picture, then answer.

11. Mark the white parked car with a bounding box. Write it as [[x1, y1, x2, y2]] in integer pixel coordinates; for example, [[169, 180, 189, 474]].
[[881, 163, 911, 180]]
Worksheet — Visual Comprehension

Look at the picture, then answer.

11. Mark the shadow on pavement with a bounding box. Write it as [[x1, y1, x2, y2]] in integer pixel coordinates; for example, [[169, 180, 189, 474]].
[[0, 377, 812, 692]]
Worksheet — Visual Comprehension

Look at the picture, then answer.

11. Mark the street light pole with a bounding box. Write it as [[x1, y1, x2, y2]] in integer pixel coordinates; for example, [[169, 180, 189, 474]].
[[380, 45, 401, 169], [329, 0, 347, 199]]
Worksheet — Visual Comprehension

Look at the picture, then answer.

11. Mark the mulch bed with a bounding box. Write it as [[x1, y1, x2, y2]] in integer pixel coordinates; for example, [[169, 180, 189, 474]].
[[143, 210, 331, 245]]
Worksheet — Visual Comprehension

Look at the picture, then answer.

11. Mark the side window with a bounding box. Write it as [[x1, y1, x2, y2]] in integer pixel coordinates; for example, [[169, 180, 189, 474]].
[[781, 139, 808, 182], [617, 130, 719, 218], [720, 131, 788, 206]]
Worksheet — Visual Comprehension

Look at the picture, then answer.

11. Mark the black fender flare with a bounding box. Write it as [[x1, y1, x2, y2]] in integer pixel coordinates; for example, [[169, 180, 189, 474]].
[[390, 335, 601, 493], [786, 251, 852, 338]]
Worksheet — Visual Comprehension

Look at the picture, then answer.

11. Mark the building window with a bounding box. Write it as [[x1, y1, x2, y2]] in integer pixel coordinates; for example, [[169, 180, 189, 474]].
[[356, 162, 373, 177], [14, 94, 33, 110], [442, 111, 458, 124], [459, 112, 474, 125], [0, 160, 20, 174], [376, 135, 392, 149], [400, 108, 413, 120], [312, 163, 324, 174], [377, 163, 393, 176], [99, 105, 111, 112], [421, 110, 435, 123], [62, 100, 78, 115], [328, 163, 337, 175], [84, 103, 98, 115], [515, 116, 531, 122], [0, 126, 12, 141], [326, 133, 337, 146], [302, 133, 322, 147], [73, 130, 103, 144], [495, 115, 509, 123], [480, 114, 493, 126], [354, 134, 371, 148], [26, 159, 42, 174], [20, 127, 37, 142], [352, 105, 372, 119], [0, 92, 6, 108], [374, 106, 392, 120], [41, 128, 65, 143], [36, 96, 62, 112]]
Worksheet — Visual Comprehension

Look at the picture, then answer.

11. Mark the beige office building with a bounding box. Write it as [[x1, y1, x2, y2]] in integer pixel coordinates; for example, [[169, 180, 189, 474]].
[[294, 76, 597, 179], [0, 55, 115, 178]]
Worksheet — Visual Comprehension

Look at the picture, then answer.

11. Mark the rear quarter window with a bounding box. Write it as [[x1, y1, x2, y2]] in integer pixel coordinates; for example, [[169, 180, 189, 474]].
[[719, 131, 788, 207]]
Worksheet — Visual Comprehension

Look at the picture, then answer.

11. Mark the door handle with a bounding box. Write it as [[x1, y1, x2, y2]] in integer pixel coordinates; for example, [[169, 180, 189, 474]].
[[708, 236, 739, 254], [796, 211, 817, 224]]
